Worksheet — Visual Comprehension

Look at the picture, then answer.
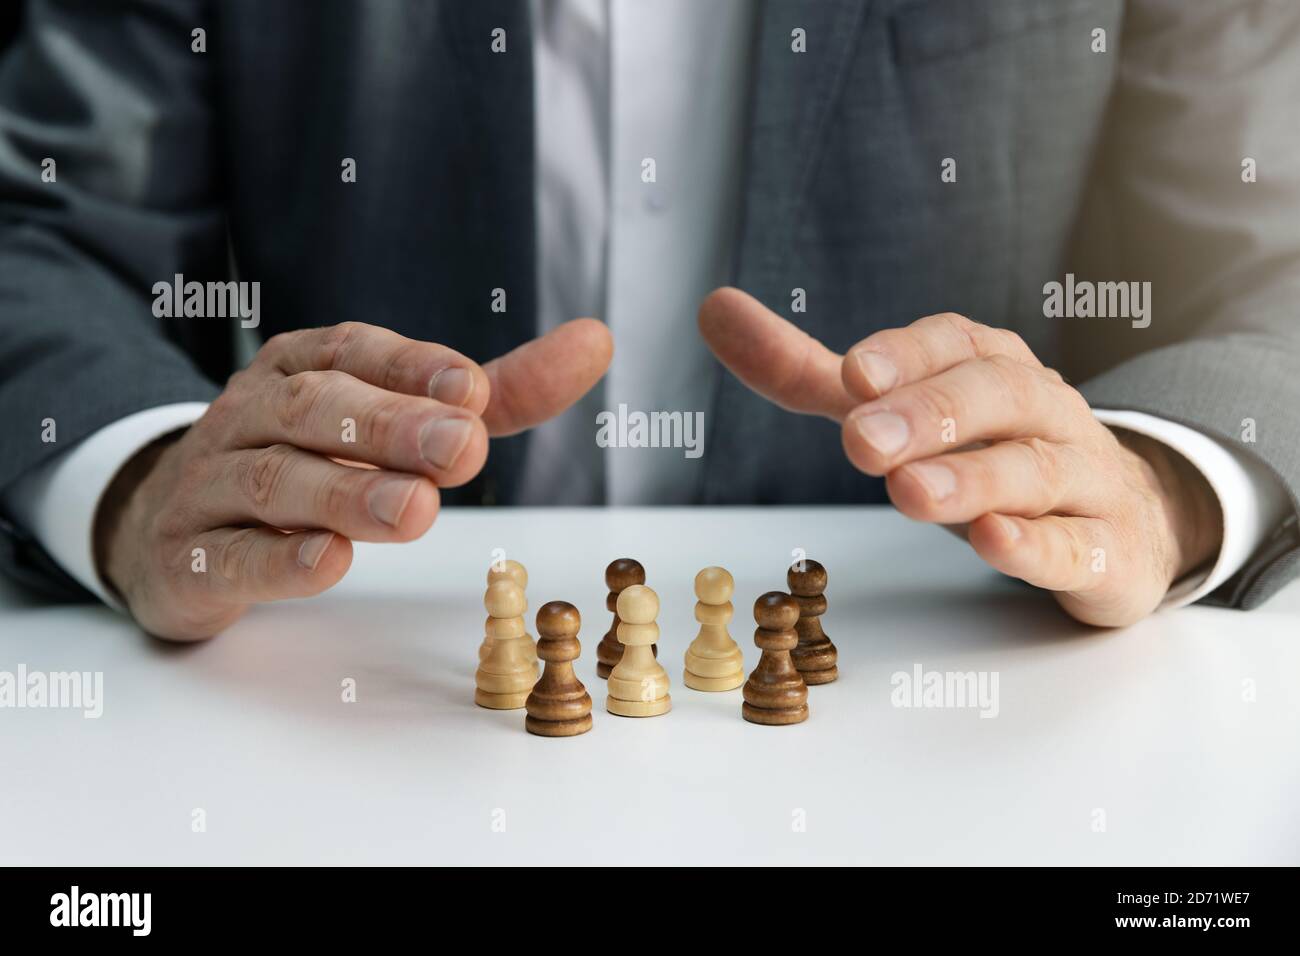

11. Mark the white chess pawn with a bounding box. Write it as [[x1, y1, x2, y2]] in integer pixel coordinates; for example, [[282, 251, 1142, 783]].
[[606, 585, 671, 717], [683, 566, 745, 691], [475, 580, 539, 709], [478, 559, 538, 665]]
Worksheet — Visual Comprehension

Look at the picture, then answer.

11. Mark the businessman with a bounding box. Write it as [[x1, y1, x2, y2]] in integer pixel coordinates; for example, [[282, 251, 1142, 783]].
[[2, 0, 1298, 640]]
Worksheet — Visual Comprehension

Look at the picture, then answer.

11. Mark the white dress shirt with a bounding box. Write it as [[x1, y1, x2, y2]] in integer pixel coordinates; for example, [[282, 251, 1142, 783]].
[[520, 0, 753, 505], [3, 0, 1289, 611]]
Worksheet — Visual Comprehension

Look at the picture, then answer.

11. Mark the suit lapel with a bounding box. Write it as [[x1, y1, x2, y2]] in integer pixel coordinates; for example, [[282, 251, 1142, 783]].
[[438, 0, 534, 505], [703, 0, 871, 503], [736, 0, 872, 282]]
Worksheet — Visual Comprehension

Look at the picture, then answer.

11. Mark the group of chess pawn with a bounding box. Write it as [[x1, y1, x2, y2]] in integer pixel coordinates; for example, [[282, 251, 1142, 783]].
[[475, 557, 839, 737]]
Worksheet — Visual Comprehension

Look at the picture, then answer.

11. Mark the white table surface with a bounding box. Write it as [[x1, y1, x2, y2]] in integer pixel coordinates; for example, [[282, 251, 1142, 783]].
[[2, 506, 1298, 866]]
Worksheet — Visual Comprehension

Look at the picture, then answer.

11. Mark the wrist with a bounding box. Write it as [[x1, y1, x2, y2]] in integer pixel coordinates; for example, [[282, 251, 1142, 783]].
[[93, 434, 178, 605], [1114, 429, 1223, 586]]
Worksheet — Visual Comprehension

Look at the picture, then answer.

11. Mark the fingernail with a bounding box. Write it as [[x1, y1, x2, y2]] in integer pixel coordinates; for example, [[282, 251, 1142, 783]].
[[367, 478, 418, 527], [419, 417, 473, 470], [853, 411, 910, 457], [855, 351, 898, 395], [998, 515, 1022, 541], [298, 532, 334, 570], [908, 461, 956, 501], [429, 367, 475, 406]]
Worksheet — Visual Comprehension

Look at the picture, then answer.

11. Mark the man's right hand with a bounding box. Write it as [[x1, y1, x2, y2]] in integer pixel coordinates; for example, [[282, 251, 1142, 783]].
[[94, 320, 613, 641]]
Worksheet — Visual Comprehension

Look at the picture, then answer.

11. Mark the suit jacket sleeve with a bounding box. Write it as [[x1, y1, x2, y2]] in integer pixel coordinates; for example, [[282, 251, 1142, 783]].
[[0, 0, 223, 597], [1071, 0, 1300, 609]]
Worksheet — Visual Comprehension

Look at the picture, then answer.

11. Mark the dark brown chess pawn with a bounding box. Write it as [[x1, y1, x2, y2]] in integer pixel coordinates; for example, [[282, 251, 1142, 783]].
[[742, 592, 808, 725], [525, 601, 593, 737], [595, 558, 656, 678], [787, 559, 838, 684]]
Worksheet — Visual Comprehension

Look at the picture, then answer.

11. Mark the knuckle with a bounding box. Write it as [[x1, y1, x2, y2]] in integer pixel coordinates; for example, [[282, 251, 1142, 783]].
[[995, 327, 1031, 357], [174, 450, 210, 499], [316, 322, 364, 370], [158, 534, 196, 583], [216, 528, 260, 584], [199, 390, 240, 441], [318, 470, 357, 519], [912, 312, 950, 334], [241, 444, 294, 509], [981, 354, 1032, 409], [154, 502, 198, 546], [991, 323, 1022, 345], [1066, 523, 1094, 572], [939, 311, 982, 347], [378, 342, 422, 393], [983, 351, 1022, 376], [258, 331, 297, 366], [262, 331, 293, 353], [925, 311, 972, 332], [1061, 381, 1093, 418], [964, 452, 998, 497], [1037, 364, 1067, 387], [1031, 364, 1092, 428], [913, 311, 972, 349], [276, 370, 333, 437], [1021, 438, 1059, 493], [911, 380, 960, 427], [363, 395, 409, 453], [223, 368, 251, 394]]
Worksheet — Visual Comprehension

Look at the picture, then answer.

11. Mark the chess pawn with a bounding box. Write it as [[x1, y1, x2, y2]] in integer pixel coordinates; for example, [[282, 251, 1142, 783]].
[[606, 584, 671, 717], [683, 566, 745, 692], [596, 558, 656, 678], [742, 591, 808, 725], [787, 559, 838, 684], [475, 580, 539, 710], [525, 601, 593, 737], [479, 559, 538, 665]]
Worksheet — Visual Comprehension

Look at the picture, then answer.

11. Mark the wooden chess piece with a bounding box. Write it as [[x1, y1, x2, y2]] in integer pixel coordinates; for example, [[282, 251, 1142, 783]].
[[742, 591, 808, 725], [479, 559, 538, 665], [683, 566, 745, 691], [606, 584, 671, 717], [596, 558, 656, 678], [475, 580, 539, 710], [787, 559, 838, 684], [525, 601, 593, 737]]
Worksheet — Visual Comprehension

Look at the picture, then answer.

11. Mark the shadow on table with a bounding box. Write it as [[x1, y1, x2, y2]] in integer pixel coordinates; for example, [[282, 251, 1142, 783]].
[[832, 576, 1106, 658], [135, 577, 1108, 728], [137, 594, 489, 728], [821, 524, 1109, 657]]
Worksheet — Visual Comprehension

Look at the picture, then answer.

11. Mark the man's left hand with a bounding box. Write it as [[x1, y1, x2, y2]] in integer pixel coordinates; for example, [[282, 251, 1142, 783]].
[[699, 287, 1222, 627]]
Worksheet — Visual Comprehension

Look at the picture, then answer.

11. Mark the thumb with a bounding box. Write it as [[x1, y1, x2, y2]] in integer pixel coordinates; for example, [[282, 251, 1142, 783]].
[[482, 318, 614, 436], [697, 287, 856, 422]]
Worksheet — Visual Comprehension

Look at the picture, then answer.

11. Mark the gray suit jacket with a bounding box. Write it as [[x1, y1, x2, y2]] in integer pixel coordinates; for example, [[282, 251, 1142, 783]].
[[2, 0, 1298, 609]]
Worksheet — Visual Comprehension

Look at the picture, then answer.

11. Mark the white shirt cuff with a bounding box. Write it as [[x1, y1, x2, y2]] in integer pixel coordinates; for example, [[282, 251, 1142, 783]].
[[1094, 409, 1291, 609], [1, 403, 210, 608]]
